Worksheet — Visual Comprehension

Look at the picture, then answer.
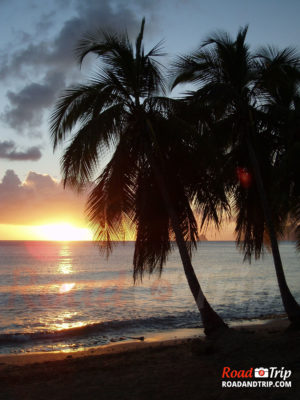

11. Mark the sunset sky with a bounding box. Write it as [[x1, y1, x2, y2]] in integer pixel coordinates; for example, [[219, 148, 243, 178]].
[[1, 0, 300, 240]]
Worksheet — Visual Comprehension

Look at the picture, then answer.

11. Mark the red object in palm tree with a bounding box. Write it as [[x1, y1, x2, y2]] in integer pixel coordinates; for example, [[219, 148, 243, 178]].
[[236, 167, 252, 189]]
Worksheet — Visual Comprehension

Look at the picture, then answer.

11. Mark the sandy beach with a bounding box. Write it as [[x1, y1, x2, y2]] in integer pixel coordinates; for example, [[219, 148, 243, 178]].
[[0, 318, 299, 399]]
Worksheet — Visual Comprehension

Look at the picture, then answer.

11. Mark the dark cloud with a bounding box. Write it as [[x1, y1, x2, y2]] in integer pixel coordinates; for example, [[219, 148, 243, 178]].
[[0, 170, 87, 225], [0, 0, 151, 134], [0, 0, 144, 78], [0, 140, 42, 161], [36, 11, 56, 33], [0, 43, 49, 80], [1, 169, 21, 187], [2, 71, 65, 131]]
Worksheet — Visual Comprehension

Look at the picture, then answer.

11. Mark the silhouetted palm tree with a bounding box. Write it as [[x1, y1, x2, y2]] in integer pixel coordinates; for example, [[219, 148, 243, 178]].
[[172, 27, 300, 325], [256, 46, 300, 250], [50, 19, 227, 335]]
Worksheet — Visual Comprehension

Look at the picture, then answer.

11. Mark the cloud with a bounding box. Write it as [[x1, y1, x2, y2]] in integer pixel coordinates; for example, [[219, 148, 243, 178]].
[[1, 169, 21, 187], [0, 170, 88, 225], [0, 0, 158, 134], [0, 42, 50, 80], [2, 71, 65, 131], [0, 141, 42, 161], [36, 11, 56, 34]]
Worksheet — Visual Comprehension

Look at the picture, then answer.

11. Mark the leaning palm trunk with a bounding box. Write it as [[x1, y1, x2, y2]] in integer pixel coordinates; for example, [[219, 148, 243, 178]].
[[146, 120, 227, 335], [246, 122, 300, 325]]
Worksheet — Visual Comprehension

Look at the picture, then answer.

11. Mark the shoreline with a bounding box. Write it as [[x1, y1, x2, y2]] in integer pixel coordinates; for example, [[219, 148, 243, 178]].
[[0, 315, 289, 366], [0, 316, 298, 400]]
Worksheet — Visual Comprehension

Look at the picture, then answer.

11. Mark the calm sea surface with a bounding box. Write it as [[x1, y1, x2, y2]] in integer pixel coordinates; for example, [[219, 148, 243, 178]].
[[0, 241, 299, 354]]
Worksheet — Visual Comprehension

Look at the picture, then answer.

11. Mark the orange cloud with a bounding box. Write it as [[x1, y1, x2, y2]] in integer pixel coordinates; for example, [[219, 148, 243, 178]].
[[0, 170, 87, 226]]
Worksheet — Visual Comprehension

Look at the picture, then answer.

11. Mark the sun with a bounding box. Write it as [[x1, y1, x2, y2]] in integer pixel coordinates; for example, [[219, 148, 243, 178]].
[[35, 223, 93, 241]]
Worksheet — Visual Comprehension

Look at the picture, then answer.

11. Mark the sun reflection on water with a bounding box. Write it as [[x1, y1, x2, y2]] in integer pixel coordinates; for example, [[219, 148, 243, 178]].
[[58, 244, 73, 275], [52, 320, 86, 331], [59, 282, 75, 294], [58, 264, 73, 274], [45, 311, 87, 334]]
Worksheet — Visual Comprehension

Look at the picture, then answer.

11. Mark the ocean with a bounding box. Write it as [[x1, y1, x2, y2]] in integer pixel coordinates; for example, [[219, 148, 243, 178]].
[[0, 241, 299, 354]]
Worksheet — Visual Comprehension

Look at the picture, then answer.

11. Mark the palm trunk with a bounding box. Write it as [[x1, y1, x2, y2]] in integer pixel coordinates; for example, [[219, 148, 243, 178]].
[[246, 133, 300, 325], [145, 120, 227, 335]]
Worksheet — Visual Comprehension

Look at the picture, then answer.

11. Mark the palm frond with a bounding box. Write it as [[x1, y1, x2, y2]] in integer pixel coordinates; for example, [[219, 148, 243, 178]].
[[133, 167, 171, 281], [143, 56, 167, 96], [61, 104, 123, 188], [234, 184, 265, 260], [76, 29, 133, 67], [135, 18, 145, 59], [50, 79, 123, 149], [86, 137, 137, 254], [146, 39, 166, 59], [293, 201, 300, 250]]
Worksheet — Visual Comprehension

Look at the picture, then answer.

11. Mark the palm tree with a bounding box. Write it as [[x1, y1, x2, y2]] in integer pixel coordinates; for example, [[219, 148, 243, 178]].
[[172, 27, 300, 325], [256, 46, 300, 250], [50, 19, 227, 335]]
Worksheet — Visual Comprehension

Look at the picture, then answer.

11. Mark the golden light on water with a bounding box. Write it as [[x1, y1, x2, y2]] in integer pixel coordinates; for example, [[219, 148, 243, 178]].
[[59, 282, 75, 294], [58, 244, 73, 274], [45, 311, 87, 340], [58, 264, 73, 274]]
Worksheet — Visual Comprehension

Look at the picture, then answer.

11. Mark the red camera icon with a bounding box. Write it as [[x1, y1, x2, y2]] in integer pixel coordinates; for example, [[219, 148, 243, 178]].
[[254, 368, 269, 378]]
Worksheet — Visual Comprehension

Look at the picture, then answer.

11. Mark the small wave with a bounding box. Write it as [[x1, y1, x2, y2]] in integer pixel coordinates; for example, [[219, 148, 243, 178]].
[[0, 312, 201, 346], [0, 309, 286, 347]]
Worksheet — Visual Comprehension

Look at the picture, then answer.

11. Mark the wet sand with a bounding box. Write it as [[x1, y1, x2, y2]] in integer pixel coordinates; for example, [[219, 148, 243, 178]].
[[0, 318, 299, 399]]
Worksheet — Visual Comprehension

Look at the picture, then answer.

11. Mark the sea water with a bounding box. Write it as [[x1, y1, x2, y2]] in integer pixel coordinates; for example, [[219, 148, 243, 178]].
[[0, 241, 299, 354]]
